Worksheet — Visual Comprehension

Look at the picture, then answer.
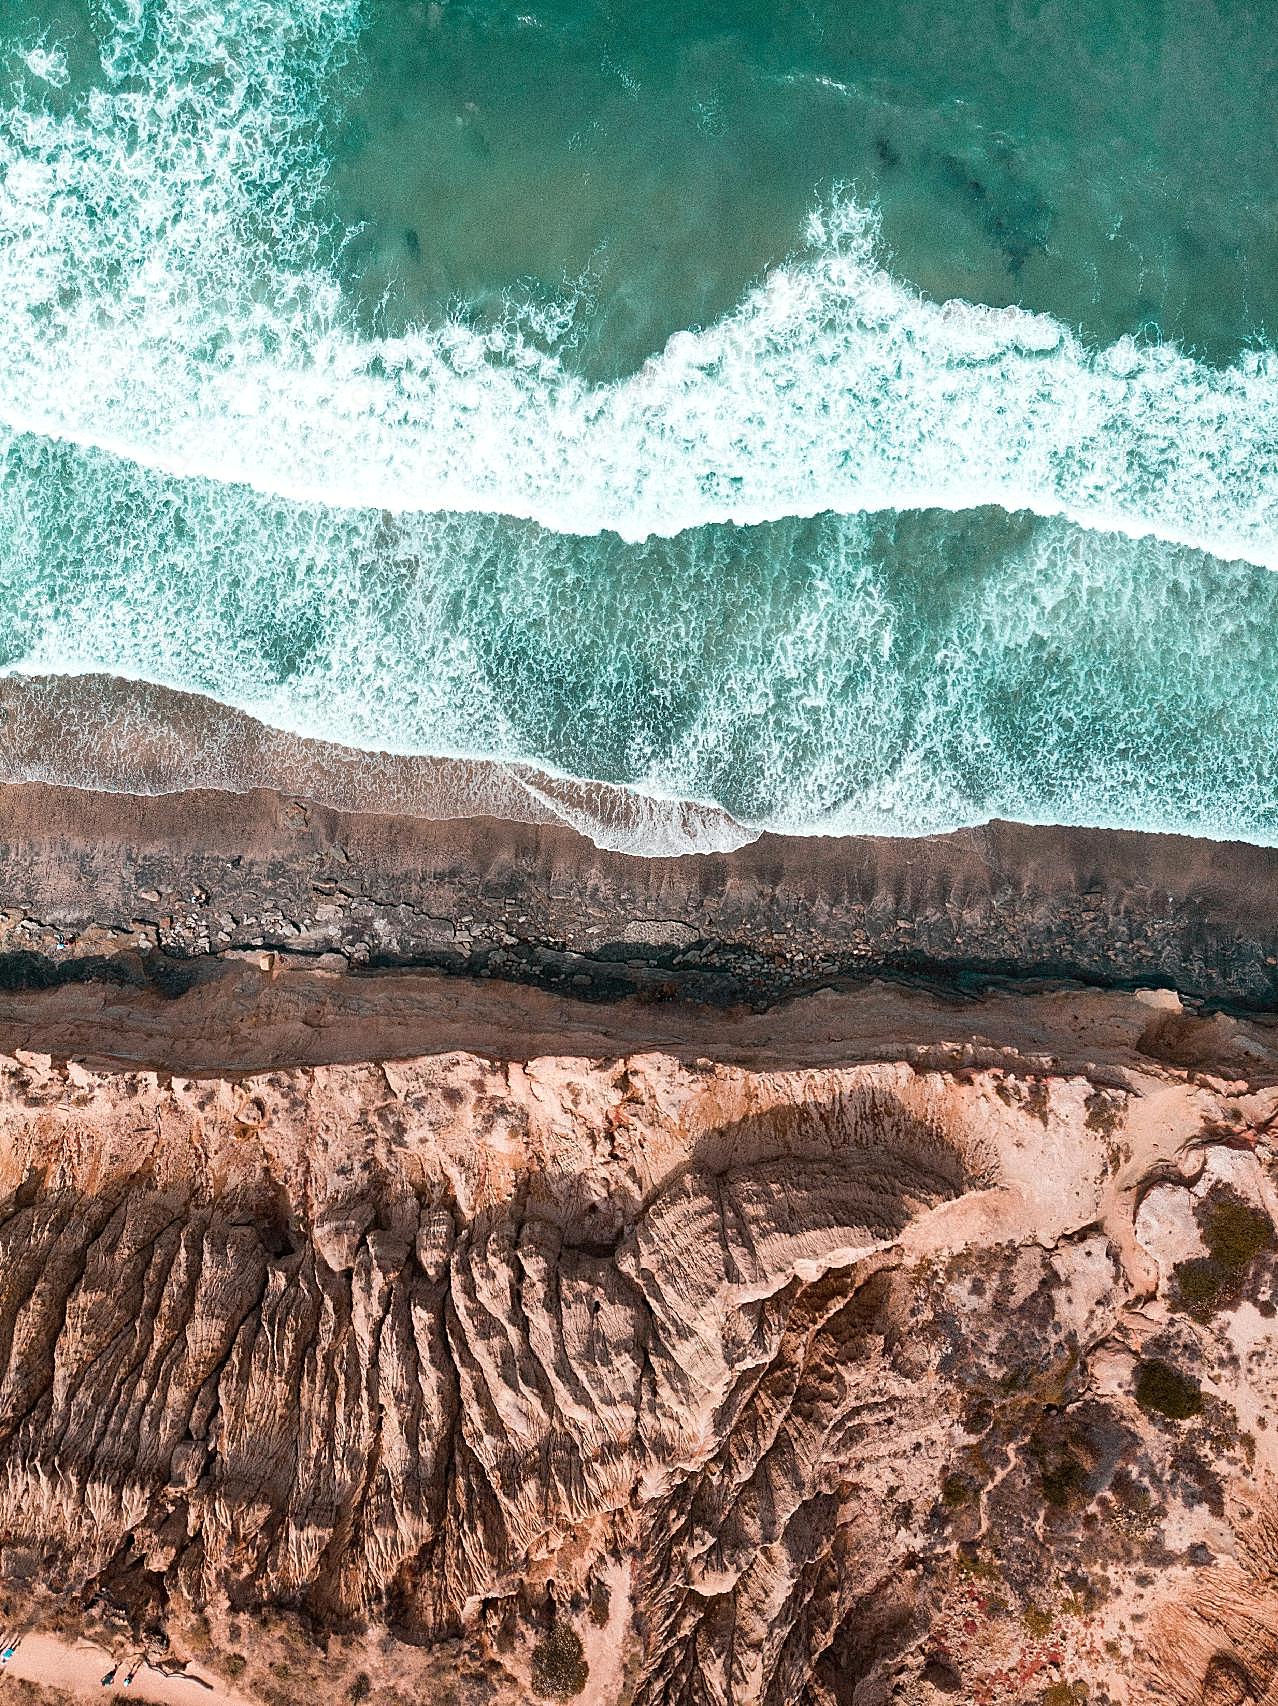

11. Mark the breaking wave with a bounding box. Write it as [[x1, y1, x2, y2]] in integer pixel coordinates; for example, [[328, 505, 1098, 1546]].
[[0, 0, 1275, 564], [2, 431, 1277, 848], [0, 0, 1275, 852]]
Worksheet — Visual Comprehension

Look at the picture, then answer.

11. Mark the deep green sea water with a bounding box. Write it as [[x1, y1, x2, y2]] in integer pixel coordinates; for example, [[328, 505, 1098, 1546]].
[[1, 0, 1276, 847]]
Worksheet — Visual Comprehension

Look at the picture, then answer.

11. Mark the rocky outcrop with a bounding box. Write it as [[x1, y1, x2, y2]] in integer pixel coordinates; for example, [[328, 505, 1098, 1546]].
[[0, 1002, 1274, 1705], [5, 750, 1278, 1006]]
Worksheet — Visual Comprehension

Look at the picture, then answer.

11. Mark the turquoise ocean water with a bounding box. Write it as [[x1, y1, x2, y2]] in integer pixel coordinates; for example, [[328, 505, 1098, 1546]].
[[1, 0, 1276, 848]]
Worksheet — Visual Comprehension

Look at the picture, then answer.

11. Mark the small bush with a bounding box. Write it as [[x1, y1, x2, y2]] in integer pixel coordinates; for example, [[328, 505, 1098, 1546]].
[[1084, 1092, 1122, 1140], [941, 1474, 974, 1510], [1173, 1254, 1231, 1319], [348, 1674, 372, 1702], [223, 1655, 247, 1679], [587, 1579, 611, 1629], [1040, 1451, 1088, 1509], [1023, 1605, 1053, 1638], [1134, 1358, 1202, 1421], [531, 1622, 588, 1699], [955, 1548, 1001, 1582], [1201, 1193, 1273, 1271], [184, 1616, 213, 1657]]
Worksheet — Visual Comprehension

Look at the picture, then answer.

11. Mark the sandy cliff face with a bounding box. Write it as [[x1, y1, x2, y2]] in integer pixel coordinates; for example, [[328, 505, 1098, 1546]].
[[0, 996, 1275, 1705]]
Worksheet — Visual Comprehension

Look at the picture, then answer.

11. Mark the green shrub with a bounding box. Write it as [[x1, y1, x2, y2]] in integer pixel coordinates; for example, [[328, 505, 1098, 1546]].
[[1022, 1605, 1053, 1638], [587, 1579, 611, 1629], [1174, 1191, 1274, 1318], [1134, 1358, 1202, 1421], [1173, 1254, 1230, 1318], [1040, 1451, 1088, 1509], [941, 1474, 974, 1509], [531, 1623, 588, 1699], [1201, 1193, 1273, 1270]]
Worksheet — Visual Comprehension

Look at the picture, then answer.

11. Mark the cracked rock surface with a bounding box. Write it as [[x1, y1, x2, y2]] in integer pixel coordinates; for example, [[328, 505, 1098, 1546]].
[[0, 984, 1276, 1704], [4, 775, 1278, 1008]]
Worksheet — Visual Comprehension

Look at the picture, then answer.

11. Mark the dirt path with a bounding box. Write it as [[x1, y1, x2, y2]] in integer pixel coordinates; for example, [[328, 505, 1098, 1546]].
[[0, 1635, 256, 1706]]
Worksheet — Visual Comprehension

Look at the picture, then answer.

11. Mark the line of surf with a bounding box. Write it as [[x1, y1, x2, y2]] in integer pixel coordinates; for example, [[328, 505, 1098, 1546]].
[[4, 663, 1276, 856], [1, 7, 1274, 569], [1, 228, 1275, 569]]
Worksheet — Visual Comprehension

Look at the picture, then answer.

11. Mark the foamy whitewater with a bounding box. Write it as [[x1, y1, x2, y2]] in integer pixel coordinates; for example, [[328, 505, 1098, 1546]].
[[1, 0, 1275, 850]]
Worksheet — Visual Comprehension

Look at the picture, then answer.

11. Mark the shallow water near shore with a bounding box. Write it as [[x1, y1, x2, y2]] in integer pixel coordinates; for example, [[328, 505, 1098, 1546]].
[[0, 0, 1274, 850]]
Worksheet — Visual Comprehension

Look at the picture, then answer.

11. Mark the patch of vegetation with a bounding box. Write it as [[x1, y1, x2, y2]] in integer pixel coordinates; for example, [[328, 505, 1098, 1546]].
[[1201, 1191, 1273, 1268], [1084, 1091, 1123, 1141], [587, 1579, 611, 1629], [941, 1473, 975, 1510], [348, 1673, 371, 1702], [11, 1684, 76, 1706], [531, 1622, 588, 1699], [1039, 1448, 1090, 1509], [1108, 1468, 1152, 1514], [963, 1396, 994, 1435], [182, 1614, 213, 1657], [1027, 1411, 1095, 1512], [1022, 1604, 1053, 1638], [1173, 1255, 1232, 1318], [223, 1655, 247, 1679], [1023, 1079, 1051, 1126], [1172, 1188, 1273, 1319], [1134, 1358, 1202, 1421], [1041, 1684, 1088, 1706], [955, 1547, 1002, 1582]]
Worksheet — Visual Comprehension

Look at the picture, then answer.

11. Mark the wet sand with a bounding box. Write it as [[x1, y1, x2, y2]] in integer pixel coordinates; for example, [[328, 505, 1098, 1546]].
[[3, 670, 1278, 1012]]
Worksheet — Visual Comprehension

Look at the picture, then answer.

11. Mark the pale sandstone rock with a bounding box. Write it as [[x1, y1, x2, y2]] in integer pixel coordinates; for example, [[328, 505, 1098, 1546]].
[[0, 1026, 1271, 1703]]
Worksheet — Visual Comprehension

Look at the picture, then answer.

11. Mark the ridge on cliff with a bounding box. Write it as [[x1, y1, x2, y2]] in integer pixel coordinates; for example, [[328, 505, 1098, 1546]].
[[0, 984, 1274, 1704]]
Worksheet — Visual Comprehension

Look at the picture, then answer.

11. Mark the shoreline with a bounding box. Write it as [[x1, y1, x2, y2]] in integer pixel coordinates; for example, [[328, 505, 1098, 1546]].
[[0, 673, 756, 857], [6, 668, 1278, 861], [2, 763, 1278, 1017]]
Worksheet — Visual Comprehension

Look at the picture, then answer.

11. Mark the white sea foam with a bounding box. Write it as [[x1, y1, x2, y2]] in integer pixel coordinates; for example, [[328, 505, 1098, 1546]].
[[1, 424, 1275, 851], [2, 0, 1277, 856], [0, 1, 1275, 566], [0, 674, 758, 855]]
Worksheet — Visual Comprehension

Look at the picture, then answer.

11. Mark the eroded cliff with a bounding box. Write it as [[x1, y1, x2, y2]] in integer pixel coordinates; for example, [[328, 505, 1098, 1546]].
[[0, 983, 1274, 1704]]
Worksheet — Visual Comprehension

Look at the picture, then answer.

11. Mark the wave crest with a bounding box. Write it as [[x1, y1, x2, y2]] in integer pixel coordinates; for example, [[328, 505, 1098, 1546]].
[[0, 3, 1275, 564]]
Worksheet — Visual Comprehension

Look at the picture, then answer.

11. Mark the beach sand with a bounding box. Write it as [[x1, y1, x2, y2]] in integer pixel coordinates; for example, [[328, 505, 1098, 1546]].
[[1, 673, 1278, 1016]]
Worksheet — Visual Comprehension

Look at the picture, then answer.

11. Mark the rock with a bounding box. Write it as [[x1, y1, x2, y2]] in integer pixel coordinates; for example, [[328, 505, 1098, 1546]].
[[621, 919, 700, 948], [0, 989, 1269, 1704], [314, 1200, 375, 1271]]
